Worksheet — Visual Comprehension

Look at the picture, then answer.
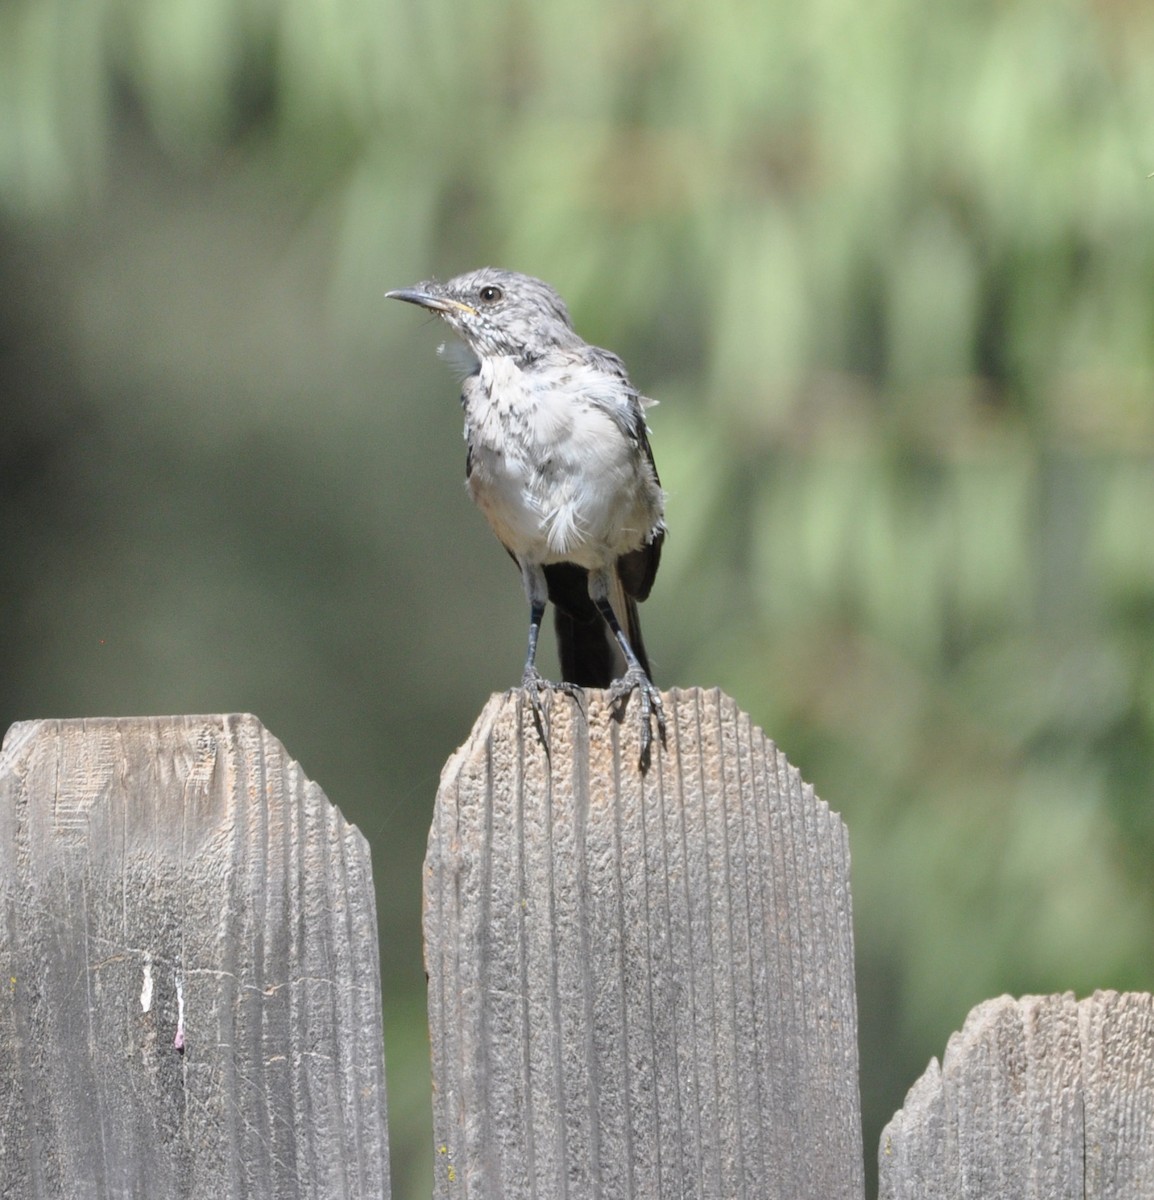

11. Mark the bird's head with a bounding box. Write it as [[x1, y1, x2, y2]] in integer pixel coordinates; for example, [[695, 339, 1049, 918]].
[[387, 267, 580, 361]]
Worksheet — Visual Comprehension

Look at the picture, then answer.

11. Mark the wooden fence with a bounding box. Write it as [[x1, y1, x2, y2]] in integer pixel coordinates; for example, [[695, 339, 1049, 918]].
[[1, 692, 1151, 1197]]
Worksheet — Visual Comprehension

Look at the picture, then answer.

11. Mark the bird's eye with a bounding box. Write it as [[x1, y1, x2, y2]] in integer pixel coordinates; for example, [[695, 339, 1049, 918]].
[[478, 285, 503, 303]]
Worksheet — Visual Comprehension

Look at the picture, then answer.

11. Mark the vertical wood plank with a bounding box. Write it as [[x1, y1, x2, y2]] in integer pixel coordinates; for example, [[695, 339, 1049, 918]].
[[0, 715, 390, 1199], [879, 991, 1154, 1199], [1080, 991, 1154, 1198], [424, 687, 864, 1199]]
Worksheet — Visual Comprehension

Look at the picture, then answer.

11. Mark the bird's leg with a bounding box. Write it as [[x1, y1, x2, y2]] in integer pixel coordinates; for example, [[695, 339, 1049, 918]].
[[590, 579, 666, 770], [521, 594, 547, 692], [519, 563, 580, 743]]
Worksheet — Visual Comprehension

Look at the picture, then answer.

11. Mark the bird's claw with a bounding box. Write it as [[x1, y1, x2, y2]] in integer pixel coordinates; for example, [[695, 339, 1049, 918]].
[[608, 668, 666, 770], [520, 667, 583, 748]]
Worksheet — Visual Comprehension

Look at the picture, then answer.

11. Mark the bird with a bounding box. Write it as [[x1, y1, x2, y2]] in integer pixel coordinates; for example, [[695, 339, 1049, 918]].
[[387, 267, 666, 764]]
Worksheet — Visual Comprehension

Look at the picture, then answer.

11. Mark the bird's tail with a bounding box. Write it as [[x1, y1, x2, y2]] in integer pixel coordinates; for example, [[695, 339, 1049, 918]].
[[546, 562, 651, 688], [554, 605, 616, 687]]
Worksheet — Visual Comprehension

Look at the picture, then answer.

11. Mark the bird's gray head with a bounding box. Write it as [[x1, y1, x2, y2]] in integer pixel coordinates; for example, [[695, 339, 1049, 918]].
[[386, 267, 581, 361]]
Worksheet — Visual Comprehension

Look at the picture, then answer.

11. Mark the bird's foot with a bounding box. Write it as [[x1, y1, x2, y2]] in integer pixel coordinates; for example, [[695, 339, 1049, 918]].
[[520, 667, 583, 749], [608, 668, 666, 771]]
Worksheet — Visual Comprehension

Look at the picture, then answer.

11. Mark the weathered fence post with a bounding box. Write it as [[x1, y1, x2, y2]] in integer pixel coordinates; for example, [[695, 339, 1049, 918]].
[[879, 990, 1154, 1199], [424, 687, 864, 1199], [0, 715, 390, 1199]]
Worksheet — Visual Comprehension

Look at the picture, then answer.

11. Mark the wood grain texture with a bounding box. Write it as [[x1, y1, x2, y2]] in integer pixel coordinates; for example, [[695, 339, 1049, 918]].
[[0, 714, 390, 1199], [424, 687, 863, 1200], [879, 991, 1154, 1199]]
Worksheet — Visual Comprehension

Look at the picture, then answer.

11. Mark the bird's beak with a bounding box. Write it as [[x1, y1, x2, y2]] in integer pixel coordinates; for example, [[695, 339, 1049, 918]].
[[385, 288, 478, 316]]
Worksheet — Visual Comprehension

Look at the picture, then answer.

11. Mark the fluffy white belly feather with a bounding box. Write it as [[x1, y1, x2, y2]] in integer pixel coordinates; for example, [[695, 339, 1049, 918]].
[[464, 356, 657, 569]]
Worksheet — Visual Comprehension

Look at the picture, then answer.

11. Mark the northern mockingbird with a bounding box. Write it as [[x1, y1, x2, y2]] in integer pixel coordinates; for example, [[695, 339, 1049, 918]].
[[387, 267, 666, 763]]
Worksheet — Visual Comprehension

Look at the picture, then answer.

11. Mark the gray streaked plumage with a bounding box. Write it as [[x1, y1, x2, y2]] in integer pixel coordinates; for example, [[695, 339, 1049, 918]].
[[387, 266, 666, 764]]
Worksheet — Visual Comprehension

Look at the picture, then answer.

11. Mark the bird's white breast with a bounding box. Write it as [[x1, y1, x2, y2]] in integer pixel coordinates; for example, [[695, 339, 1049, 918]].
[[464, 356, 659, 569]]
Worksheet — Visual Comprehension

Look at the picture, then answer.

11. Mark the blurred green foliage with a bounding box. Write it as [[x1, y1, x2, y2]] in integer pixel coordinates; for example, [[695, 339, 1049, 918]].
[[2, 0, 1153, 1193]]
